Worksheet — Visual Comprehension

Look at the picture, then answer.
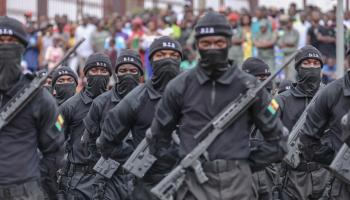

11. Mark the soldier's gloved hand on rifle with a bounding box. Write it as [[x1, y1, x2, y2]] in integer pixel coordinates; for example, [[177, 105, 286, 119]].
[[249, 127, 288, 172], [96, 136, 114, 159], [341, 111, 350, 146], [299, 134, 335, 165]]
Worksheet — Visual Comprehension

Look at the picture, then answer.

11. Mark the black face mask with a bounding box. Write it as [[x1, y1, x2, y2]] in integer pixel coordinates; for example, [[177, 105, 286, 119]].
[[86, 75, 110, 98], [151, 58, 180, 92], [55, 83, 77, 105], [296, 66, 321, 96], [198, 47, 229, 79], [0, 43, 25, 91], [116, 74, 139, 98]]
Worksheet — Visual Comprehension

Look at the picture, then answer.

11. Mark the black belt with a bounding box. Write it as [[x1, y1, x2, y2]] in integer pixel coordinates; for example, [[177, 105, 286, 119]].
[[294, 162, 321, 172], [68, 163, 95, 174], [202, 159, 244, 173]]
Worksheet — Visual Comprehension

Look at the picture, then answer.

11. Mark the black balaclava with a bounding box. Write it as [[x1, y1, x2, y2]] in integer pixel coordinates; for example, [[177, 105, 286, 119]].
[[195, 11, 233, 79], [0, 16, 29, 92], [86, 74, 110, 98], [296, 66, 321, 96], [0, 43, 25, 91], [115, 49, 144, 98], [52, 66, 78, 103], [148, 36, 183, 93], [151, 58, 181, 92], [116, 74, 140, 98], [294, 45, 323, 96], [55, 83, 76, 105], [84, 53, 112, 98], [242, 57, 272, 92]]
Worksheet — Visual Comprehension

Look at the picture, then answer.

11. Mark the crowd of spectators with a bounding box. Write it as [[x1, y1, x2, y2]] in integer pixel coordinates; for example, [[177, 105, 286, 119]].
[[20, 3, 350, 87]]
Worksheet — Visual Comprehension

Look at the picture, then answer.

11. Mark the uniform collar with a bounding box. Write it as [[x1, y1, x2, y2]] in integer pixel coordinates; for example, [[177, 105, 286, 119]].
[[291, 83, 320, 98], [195, 62, 238, 85], [343, 71, 350, 96], [145, 80, 161, 100], [80, 89, 94, 104], [111, 86, 121, 103]]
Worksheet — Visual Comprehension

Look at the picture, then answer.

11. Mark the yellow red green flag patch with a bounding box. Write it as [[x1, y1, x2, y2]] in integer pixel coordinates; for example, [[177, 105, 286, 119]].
[[55, 114, 64, 131], [267, 99, 279, 115]]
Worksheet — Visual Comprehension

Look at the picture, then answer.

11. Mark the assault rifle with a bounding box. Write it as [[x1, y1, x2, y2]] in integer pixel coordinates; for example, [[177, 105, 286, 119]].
[[0, 38, 85, 131], [123, 131, 179, 178], [329, 112, 350, 184], [283, 85, 324, 168], [150, 51, 298, 200]]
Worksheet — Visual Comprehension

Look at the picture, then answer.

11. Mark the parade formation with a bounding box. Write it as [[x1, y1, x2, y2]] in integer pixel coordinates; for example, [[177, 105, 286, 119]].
[[2, 3, 350, 200]]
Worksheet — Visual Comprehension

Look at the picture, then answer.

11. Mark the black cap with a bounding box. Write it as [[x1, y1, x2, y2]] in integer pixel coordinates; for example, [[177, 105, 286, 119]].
[[277, 79, 293, 93], [242, 57, 271, 76], [116, 49, 144, 75], [84, 52, 112, 75], [148, 36, 183, 61], [195, 11, 233, 39], [52, 66, 78, 87], [0, 16, 28, 47], [295, 45, 323, 69]]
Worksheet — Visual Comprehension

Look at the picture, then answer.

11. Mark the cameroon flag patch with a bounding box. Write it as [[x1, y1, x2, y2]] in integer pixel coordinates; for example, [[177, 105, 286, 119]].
[[267, 99, 279, 115], [55, 114, 64, 131]]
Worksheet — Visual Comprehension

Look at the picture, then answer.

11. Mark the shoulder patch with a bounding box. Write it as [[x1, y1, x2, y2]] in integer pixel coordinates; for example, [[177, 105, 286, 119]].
[[55, 114, 64, 132], [267, 99, 279, 115]]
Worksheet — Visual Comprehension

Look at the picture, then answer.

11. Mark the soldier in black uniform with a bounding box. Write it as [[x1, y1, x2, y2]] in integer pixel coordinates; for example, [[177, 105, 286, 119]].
[[58, 52, 112, 199], [299, 50, 350, 199], [0, 16, 64, 200], [82, 49, 143, 200], [51, 66, 78, 105], [242, 57, 277, 200], [275, 45, 330, 200], [97, 36, 182, 200], [147, 11, 287, 200], [242, 57, 272, 91], [37, 69, 54, 94]]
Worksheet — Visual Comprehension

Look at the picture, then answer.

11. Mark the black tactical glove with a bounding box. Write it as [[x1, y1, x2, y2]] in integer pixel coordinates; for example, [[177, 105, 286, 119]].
[[96, 137, 114, 159], [299, 134, 335, 165]]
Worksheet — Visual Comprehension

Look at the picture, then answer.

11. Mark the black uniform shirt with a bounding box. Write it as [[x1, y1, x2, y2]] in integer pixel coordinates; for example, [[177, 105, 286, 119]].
[[60, 90, 94, 165], [150, 64, 285, 160], [276, 85, 313, 131], [84, 87, 121, 138], [101, 81, 161, 147], [0, 74, 64, 185], [301, 72, 350, 151]]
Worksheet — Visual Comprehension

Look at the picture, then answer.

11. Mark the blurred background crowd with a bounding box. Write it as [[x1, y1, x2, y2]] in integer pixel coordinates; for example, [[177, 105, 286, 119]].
[[2, 0, 349, 89]]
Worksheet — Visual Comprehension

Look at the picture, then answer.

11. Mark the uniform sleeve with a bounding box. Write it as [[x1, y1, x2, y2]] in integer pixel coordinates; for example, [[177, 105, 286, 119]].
[[59, 100, 71, 140], [83, 100, 101, 138], [99, 97, 136, 146], [300, 87, 331, 139], [252, 87, 286, 141], [37, 91, 64, 158], [150, 80, 182, 141], [36, 90, 65, 178]]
